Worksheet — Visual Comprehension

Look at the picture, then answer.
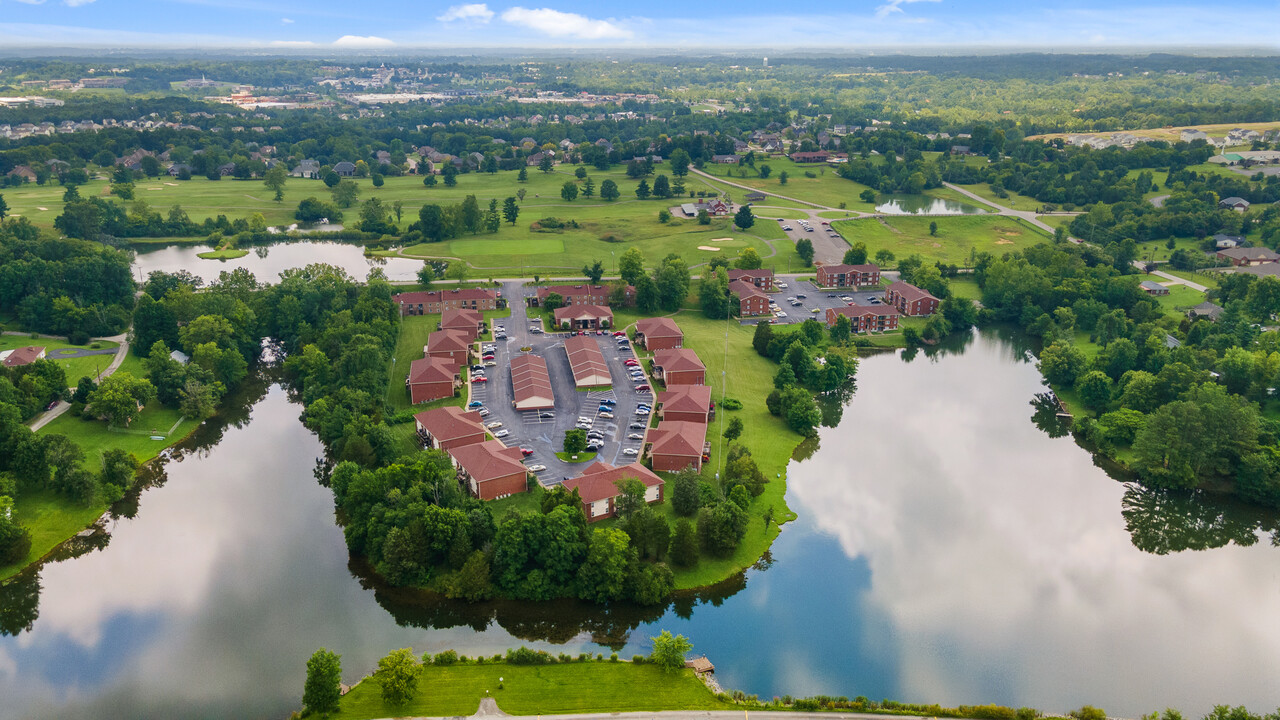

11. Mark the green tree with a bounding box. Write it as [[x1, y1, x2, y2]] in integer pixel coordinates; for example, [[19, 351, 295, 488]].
[[700, 266, 731, 319], [575, 166, 588, 179], [830, 314, 852, 345], [668, 519, 698, 567], [723, 416, 744, 441], [618, 247, 645, 285], [539, 154, 554, 173], [758, 164, 772, 179], [583, 260, 605, 284], [561, 181, 579, 202], [653, 175, 671, 198], [543, 292, 565, 311], [564, 428, 587, 454], [875, 249, 896, 266], [779, 171, 789, 185], [929, 221, 938, 236], [669, 468, 700, 516], [600, 179, 619, 201], [649, 630, 693, 672], [734, 247, 762, 270], [733, 205, 755, 230], [87, 372, 156, 427], [460, 195, 482, 234], [752, 320, 774, 356], [502, 196, 520, 225], [654, 255, 691, 312], [423, 173, 437, 187], [517, 166, 528, 182], [635, 179, 651, 200], [576, 527, 634, 603], [669, 149, 691, 177], [442, 165, 458, 186], [418, 204, 446, 242], [263, 165, 287, 202], [860, 189, 878, 204], [330, 179, 359, 208], [376, 649, 419, 707], [795, 237, 815, 266], [582, 177, 595, 198], [1038, 341, 1087, 387], [613, 477, 648, 519], [782, 387, 821, 436], [303, 648, 343, 716], [843, 243, 868, 265], [1075, 370, 1114, 414], [697, 501, 748, 555]]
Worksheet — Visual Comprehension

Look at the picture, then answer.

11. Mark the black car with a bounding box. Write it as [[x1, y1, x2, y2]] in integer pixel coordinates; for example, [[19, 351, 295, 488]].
[[539, 411, 554, 419], [629, 422, 646, 429], [796, 293, 807, 299]]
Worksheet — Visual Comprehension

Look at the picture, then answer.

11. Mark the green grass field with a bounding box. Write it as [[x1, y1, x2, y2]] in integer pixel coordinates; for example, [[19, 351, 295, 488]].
[[196, 248, 249, 259], [0, 489, 106, 581], [1158, 267, 1220, 289], [832, 214, 1051, 267], [0, 336, 120, 386], [698, 158, 877, 210], [954, 182, 1045, 212], [1152, 283, 1208, 312], [334, 660, 730, 719]]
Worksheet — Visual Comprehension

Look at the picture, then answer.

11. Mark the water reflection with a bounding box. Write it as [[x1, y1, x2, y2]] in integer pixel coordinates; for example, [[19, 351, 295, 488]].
[[131, 241, 424, 284], [875, 195, 986, 215]]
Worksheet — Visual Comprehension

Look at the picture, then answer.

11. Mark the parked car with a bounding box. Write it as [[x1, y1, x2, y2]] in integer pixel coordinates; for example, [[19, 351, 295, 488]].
[[494, 429, 509, 438], [471, 364, 485, 371], [486, 421, 503, 429], [468, 401, 484, 408], [528, 464, 547, 472], [782, 225, 793, 231], [777, 282, 788, 289], [529, 327, 543, 334], [519, 446, 534, 456], [485, 361, 497, 367], [600, 398, 617, 405], [796, 293, 807, 299], [586, 442, 602, 451], [628, 433, 645, 440], [599, 412, 615, 419], [538, 411, 554, 419], [471, 376, 488, 383], [577, 416, 592, 424], [613, 331, 626, 337], [622, 448, 639, 456], [629, 422, 646, 430], [635, 385, 651, 393], [775, 311, 788, 318], [477, 408, 490, 417]]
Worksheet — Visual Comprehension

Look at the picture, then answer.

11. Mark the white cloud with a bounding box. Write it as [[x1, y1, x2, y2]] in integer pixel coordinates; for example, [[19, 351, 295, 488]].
[[270, 39, 315, 47], [281, 17, 294, 24], [437, 3, 494, 23], [332, 34, 394, 47], [875, 0, 941, 20], [63, 0, 97, 5], [500, 6, 631, 39], [12, 0, 47, 5]]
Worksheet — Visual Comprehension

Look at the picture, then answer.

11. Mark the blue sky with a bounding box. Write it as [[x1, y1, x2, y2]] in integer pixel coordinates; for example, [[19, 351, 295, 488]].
[[0, 0, 1277, 49]]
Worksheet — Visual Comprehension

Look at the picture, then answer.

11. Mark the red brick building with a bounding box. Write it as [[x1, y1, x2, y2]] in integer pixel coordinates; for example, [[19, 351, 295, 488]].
[[395, 288, 498, 316], [658, 384, 713, 424], [439, 308, 484, 340], [730, 279, 771, 317], [884, 281, 940, 316], [426, 329, 473, 366], [562, 461, 665, 522], [653, 348, 706, 386], [528, 284, 635, 307], [405, 357, 459, 404], [647, 420, 709, 472], [449, 440, 529, 500], [727, 268, 775, 290], [1216, 247, 1280, 266], [825, 305, 900, 333], [635, 317, 683, 350], [816, 263, 880, 288], [414, 406, 485, 451], [553, 304, 614, 330]]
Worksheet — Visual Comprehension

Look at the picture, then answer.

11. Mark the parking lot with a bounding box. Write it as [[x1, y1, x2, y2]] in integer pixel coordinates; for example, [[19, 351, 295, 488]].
[[775, 217, 849, 267], [742, 276, 888, 326], [464, 280, 656, 487]]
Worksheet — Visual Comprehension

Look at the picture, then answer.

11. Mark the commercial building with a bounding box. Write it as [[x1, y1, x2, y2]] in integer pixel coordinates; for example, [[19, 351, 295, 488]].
[[553, 304, 614, 330], [510, 353, 555, 410], [564, 336, 612, 387]]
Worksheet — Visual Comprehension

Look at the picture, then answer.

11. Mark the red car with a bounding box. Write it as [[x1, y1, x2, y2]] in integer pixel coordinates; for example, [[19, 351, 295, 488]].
[[635, 385, 651, 393], [519, 447, 534, 457], [471, 376, 488, 383], [613, 331, 626, 337]]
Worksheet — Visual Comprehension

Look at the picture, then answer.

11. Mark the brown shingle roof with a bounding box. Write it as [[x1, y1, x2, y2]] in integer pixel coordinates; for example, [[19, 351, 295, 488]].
[[440, 307, 482, 331], [414, 406, 483, 443], [885, 281, 938, 304], [635, 317, 682, 340], [653, 348, 705, 375], [648, 420, 707, 458], [510, 353, 555, 409], [554, 304, 613, 324], [729, 278, 767, 300], [562, 461, 664, 504], [658, 385, 712, 415], [564, 336, 611, 386], [1, 345, 45, 367], [428, 329, 472, 354], [727, 268, 773, 283], [407, 357, 458, 384], [394, 287, 498, 306], [449, 440, 527, 482]]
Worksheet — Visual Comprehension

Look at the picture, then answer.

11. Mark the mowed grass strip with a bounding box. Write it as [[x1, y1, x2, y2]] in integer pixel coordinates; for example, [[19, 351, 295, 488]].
[[335, 661, 729, 719], [832, 214, 1051, 267]]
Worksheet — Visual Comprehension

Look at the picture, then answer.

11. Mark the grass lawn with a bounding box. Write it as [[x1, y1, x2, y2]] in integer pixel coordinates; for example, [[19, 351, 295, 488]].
[[1037, 215, 1075, 229], [0, 490, 106, 581], [555, 451, 598, 463], [698, 158, 877, 210], [954, 182, 1045, 212], [750, 206, 811, 220], [1158, 267, 1221, 289], [1153, 284, 1208, 312], [832, 215, 1051, 267], [1132, 236, 1208, 264], [685, 173, 812, 209], [334, 661, 730, 719], [949, 277, 983, 301], [0, 336, 120, 386], [196, 248, 250, 259]]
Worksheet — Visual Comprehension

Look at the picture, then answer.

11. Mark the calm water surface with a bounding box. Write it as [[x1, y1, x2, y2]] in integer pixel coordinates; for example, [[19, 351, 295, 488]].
[[1, 332, 1277, 719], [876, 195, 985, 215], [131, 241, 424, 284]]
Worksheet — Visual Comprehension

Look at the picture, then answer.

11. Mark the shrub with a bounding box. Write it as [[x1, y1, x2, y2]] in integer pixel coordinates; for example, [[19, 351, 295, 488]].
[[610, 652, 619, 662], [434, 649, 459, 665], [506, 646, 554, 665], [720, 398, 743, 410], [68, 330, 90, 345], [632, 655, 645, 664]]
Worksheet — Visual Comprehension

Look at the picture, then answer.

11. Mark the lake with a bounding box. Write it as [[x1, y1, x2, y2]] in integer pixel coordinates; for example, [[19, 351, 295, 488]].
[[131, 241, 425, 284], [1, 331, 1277, 719], [876, 194, 986, 215]]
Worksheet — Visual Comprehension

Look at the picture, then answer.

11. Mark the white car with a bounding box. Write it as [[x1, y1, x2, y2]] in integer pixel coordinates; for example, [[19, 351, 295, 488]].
[[777, 282, 788, 289], [527, 464, 547, 472], [599, 411, 615, 419], [477, 408, 490, 417], [622, 448, 639, 456], [782, 225, 793, 231], [775, 311, 788, 318], [494, 429, 510, 438], [576, 422, 593, 430], [628, 432, 645, 440], [577, 416, 592, 424], [635, 408, 650, 416], [485, 361, 497, 367], [486, 421, 503, 429]]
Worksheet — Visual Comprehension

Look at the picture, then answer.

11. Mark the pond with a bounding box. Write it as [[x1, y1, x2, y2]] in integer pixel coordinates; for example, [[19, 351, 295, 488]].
[[131, 241, 425, 284], [875, 194, 986, 215], [2, 331, 1277, 719]]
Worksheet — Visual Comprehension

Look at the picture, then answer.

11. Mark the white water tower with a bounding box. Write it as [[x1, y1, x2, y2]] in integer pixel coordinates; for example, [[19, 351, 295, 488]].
[[763, 57, 769, 68]]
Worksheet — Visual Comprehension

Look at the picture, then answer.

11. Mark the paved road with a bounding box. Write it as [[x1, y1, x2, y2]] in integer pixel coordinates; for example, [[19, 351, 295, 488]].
[[691, 167, 853, 212], [1149, 194, 1170, 208], [942, 182, 1064, 236], [1131, 262, 1209, 292], [27, 332, 130, 431]]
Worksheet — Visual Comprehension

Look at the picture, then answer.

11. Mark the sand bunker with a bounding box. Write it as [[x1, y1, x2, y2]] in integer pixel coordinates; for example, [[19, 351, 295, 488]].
[[697, 246, 721, 251], [710, 237, 733, 242], [994, 239, 1014, 245], [164, 182, 179, 186], [36, 206, 47, 211]]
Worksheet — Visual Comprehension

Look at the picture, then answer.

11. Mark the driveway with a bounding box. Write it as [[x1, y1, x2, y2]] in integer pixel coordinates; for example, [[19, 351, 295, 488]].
[[25, 332, 130, 431]]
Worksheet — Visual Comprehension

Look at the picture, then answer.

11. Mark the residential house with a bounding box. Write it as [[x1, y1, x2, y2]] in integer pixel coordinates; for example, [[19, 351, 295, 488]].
[[554, 304, 613, 330], [450, 440, 529, 500], [825, 305, 900, 333], [426, 329, 473, 367], [885, 281, 940, 316], [730, 279, 771, 316], [406, 357, 460, 403], [658, 384, 713, 424], [1188, 301, 1224, 321], [167, 163, 192, 177], [635, 317, 683, 350], [414, 405, 484, 451], [710, 154, 740, 164], [950, 145, 972, 155], [1217, 247, 1280, 266], [333, 161, 356, 176], [1180, 129, 1209, 142], [696, 198, 731, 216], [1218, 197, 1250, 212], [395, 288, 499, 315], [562, 461, 664, 522], [0, 345, 46, 368], [816, 263, 880, 288], [6, 165, 37, 182], [652, 348, 706, 386], [789, 151, 830, 163], [292, 159, 320, 178], [1214, 233, 1244, 249], [647, 420, 709, 472], [439, 307, 484, 340], [1139, 280, 1170, 296]]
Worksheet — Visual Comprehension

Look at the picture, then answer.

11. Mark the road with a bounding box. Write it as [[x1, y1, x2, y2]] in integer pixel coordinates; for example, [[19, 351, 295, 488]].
[[21, 331, 131, 431], [1131, 262, 1209, 292], [941, 182, 1065, 236]]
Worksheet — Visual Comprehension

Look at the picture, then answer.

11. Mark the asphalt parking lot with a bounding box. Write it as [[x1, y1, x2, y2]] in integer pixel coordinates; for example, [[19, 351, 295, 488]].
[[466, 281, 655, 487], [774, 217, 848, 268], [739, 276, 887, 326]]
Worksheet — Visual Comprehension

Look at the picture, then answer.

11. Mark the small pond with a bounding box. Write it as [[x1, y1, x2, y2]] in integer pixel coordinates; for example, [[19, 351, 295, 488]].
[[131, 241, 424, 284]]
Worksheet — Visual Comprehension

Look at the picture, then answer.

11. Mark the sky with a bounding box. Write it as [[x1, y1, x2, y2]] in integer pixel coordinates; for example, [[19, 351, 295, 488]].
[[0, 0, 1277, 50]]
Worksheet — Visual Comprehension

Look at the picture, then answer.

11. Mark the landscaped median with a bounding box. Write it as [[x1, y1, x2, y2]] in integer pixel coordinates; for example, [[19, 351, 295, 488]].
[[333, 655, 730, 719]]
